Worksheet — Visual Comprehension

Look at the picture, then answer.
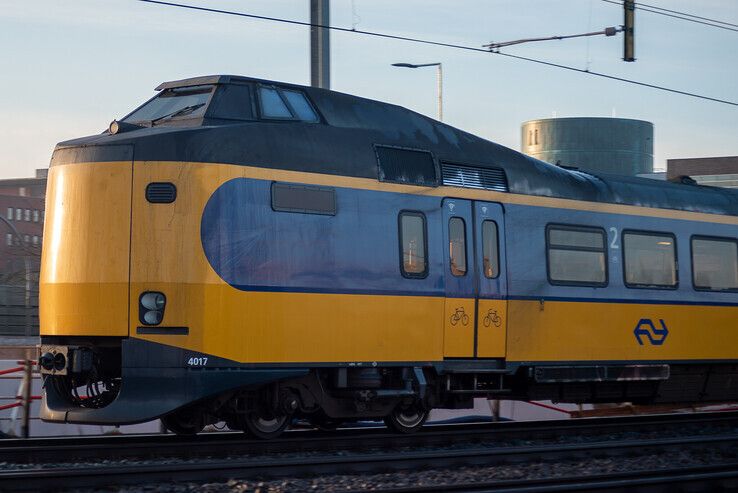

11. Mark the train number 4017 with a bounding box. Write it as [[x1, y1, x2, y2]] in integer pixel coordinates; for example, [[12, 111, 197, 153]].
[[187, 357, 208, 367]]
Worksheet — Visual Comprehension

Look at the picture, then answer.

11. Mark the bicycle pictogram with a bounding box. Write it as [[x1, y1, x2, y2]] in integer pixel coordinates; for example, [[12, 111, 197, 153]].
[[483, 309, 502, 328], [450, 307, 469, 326]]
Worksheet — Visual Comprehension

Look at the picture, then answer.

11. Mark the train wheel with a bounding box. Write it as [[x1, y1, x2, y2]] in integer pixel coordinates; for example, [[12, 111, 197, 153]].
[[161, 410, 204, 435], [383, 403, 428, 434], [244, 412, 290, 439]]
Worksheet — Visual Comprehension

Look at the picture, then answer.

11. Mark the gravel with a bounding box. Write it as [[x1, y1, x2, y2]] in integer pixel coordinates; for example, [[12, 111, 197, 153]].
[[79, 448, 738, 493]]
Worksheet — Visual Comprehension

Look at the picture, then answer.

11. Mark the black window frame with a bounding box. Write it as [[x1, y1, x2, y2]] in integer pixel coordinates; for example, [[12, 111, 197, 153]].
[[256, 84, 322, 123], [546, 224, 608, 288], [690, 234, 738, 293], [448, 216, 468, 277], [398, 211, 429, 279], [622, 229, 679, 290], [482, 219, 501, 279]]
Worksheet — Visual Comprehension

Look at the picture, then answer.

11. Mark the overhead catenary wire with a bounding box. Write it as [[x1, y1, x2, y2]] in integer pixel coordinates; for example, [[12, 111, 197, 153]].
[[136, 0, 738, 107], [601, 0, 738, 32]]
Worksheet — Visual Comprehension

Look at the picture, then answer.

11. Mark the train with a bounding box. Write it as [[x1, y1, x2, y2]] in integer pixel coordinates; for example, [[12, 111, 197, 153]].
[[37, 75, 738, 437]]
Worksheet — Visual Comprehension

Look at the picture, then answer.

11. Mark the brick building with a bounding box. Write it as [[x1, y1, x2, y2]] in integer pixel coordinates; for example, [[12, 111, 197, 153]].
[[0, 169, 47, 335], [667, 156, 738, 188]]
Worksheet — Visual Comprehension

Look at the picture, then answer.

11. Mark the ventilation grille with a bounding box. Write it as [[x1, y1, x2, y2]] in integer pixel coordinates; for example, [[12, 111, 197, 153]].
[[146, 182, 177, 203], [441, 163, 508, 192], [375, 146, 437, 187]]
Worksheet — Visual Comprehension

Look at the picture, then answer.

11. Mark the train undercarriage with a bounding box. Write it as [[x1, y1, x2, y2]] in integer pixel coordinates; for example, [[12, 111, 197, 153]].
[[38, 337, 738, 438]]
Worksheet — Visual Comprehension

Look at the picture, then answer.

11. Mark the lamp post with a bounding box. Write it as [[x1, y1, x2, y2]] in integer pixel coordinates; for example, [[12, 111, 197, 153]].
[[392, 62, 443, 121]]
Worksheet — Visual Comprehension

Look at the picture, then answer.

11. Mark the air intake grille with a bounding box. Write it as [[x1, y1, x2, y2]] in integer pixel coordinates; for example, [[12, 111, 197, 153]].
[[146, 182, 177, 203], [441, 163, 508, 192]]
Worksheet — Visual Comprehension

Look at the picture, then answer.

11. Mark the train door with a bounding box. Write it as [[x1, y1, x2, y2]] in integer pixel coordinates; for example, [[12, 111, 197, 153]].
[[442, 198, 475, 357], [442, 199, 507, 359], [474, 201, 507, 358]]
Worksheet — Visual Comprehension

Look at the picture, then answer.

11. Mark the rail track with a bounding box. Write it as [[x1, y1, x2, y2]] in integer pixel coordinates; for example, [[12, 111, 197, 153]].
[[2, 412, 738, 491], [3, 411, 738, 463]]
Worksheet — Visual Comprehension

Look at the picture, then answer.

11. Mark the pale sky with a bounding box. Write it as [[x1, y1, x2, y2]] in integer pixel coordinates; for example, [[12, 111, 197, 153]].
[[0, 0, 736, 179]]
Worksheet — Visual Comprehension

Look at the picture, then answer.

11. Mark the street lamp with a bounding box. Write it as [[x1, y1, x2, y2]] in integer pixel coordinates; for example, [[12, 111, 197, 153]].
[[391, 62, 443, 121]]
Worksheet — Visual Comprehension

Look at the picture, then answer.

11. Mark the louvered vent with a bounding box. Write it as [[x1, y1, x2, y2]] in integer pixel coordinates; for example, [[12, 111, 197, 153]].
[[146, 182, 177, 203], [441, 163, 508, 192]]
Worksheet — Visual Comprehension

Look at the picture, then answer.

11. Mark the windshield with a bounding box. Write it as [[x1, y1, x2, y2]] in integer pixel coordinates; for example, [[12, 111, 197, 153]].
[[123, 85, 213, 123]]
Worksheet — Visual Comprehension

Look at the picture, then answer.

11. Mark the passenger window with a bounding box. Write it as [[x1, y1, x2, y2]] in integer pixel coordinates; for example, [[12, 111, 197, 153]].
[[282, 89, 319, 122], [623, 232, 677, 288], [547, 225, 607, 286], [482, 220, 499, 278], [448, 217, 467, 276], [399, 212, 427, 278], [692, 237, 738, 291], [259, 86, 292, 118]]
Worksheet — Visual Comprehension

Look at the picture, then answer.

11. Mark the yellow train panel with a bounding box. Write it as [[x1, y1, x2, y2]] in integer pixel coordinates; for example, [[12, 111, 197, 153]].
[[507, 299, 738, 362], [477, 299, 507, 358], [40, 162, 132, 336], [128, 162, 443, 363], [443, 298, 475, 357]]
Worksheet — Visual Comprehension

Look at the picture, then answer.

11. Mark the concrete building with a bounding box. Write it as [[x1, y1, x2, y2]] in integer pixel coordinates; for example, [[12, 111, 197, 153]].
[[667, 156, 738, 189], [521, 117, 653, 176], [0, 169, 47, 336]]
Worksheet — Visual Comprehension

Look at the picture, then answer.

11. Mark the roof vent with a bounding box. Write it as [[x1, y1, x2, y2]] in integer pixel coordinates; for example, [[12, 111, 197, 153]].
[[441, 163, 508, 192], [375, 146, 438, 187], [146, 182, 177, 203]]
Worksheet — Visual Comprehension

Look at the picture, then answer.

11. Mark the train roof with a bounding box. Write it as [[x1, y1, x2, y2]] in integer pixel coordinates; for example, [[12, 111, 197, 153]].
[[54, 75, 738, 217]]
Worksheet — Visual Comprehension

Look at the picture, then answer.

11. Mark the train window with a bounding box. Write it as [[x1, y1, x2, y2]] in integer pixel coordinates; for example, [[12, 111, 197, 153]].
[[259, 86, 292, 118], [448, 217, 467, 276], [123, 85, 213, 123], [399, 212, 428, 278], [271, 182, 336, 215], [623, 231, 677, 288], [482, 220, 500, 279], [546, 225, 607, 286], [282, 89, 319, 122], [376, 146, 437, 187], [692, 237, 738, 291], [207, 84, 254, 120]]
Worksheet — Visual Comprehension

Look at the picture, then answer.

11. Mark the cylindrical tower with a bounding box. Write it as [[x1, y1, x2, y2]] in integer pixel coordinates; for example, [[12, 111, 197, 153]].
[[521, 117, 653, 176]]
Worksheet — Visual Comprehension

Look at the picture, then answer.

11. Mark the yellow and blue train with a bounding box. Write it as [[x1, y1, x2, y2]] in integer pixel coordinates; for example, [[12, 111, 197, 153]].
[[38, 75, 738, 437]]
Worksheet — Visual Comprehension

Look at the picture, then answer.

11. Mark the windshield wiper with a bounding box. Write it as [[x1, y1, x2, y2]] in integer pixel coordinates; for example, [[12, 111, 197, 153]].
[[150, 103, 206, 125]]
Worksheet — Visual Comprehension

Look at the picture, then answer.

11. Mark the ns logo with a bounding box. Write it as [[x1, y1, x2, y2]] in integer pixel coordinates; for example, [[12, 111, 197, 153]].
[[633, 318, 669, 346]]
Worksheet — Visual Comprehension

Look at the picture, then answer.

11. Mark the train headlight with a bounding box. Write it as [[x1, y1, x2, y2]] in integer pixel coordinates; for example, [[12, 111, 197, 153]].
[[139, 291, 166, 326]]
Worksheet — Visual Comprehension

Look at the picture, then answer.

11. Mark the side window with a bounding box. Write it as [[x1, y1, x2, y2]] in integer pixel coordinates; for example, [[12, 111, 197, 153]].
[[6, 207, 12, 220], [399, 212, 428, 278], [547, 225, 607, 286], [623, 231, 677, 288], [482, 220, 499, 279], [282, 89, 319, 122], [692, 236, 738, 291], [259, 86, 292, 118], [448, 217, 467, 276]]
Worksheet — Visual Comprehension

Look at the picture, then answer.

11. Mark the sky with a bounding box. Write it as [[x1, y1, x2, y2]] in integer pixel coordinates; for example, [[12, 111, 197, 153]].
[[0, 0, 735, 179]]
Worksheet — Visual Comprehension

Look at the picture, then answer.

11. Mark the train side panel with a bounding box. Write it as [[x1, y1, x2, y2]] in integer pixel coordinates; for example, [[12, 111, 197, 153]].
[[504, 204, 738, 363], [129, 161, 445, 363]]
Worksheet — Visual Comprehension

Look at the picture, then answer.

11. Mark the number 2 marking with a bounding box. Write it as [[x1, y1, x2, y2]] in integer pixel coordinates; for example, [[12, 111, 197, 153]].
[[187, 357, 208, 366], [609, 227, 619, 249]]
